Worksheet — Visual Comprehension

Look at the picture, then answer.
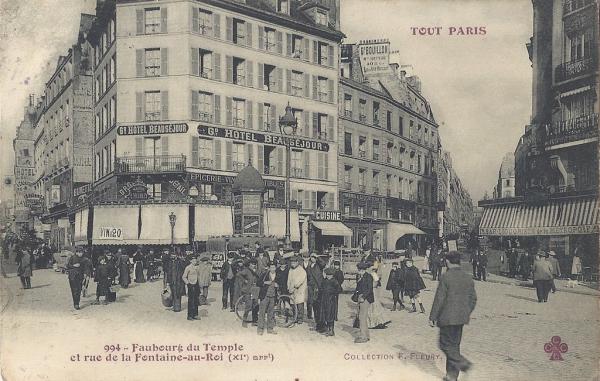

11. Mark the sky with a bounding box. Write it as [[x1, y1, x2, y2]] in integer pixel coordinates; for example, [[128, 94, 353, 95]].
[[0, 0, 533, 203]]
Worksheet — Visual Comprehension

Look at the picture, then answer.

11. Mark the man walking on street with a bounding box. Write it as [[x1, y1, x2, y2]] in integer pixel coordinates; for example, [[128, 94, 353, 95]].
[[476, 250, 487, 281], [429, 251, 477, 381], [547, 251, 561, 293], [182, 255, 201, 321], [386, 262, 405, 311], [220, 253, 237, 310], [197, 256, 212, 305], [353, 261, 374, 343], [469, 250, 478, 279], [533, 251, 553, 302], [67, 248, 86, 310]]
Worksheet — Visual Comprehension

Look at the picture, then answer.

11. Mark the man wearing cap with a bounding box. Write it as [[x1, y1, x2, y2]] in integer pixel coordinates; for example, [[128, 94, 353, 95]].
[[197, 256, 212, 305], [547, 251, 561, 293], [332, 261, 344, 288], [287, 256, 307, 324], [161, 248, 171, 287], [168, 250, 187, 312], [182, 255, 201, 321], [275, 260, 289, 295], [318, 267, 343, 336], [533, 251, 553, 302], [257, 262, 279, 335], [239, 259, 259, 327], [429, 251, 477, 381], [305, 253, 325, 330], [353, 261, 374, 343], [220, 252, 237, 310], [386, 262, 405, 311], [66, 248, 86, 310]]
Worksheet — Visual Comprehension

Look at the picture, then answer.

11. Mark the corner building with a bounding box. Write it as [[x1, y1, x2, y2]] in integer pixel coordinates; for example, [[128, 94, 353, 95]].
[[88, 0, 343, 249]]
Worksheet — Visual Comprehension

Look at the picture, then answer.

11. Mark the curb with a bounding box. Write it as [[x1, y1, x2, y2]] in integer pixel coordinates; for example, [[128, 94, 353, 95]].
[[484, 276, 600, 297]]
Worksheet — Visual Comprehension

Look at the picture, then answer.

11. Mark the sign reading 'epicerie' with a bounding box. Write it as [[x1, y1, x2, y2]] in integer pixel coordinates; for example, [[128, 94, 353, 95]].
[[117, 123, 189, 136]]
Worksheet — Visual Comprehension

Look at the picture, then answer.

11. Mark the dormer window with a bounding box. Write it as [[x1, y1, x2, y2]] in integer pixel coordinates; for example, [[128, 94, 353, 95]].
[[315, 9, 328, 26], [277, 0, 289, 14]]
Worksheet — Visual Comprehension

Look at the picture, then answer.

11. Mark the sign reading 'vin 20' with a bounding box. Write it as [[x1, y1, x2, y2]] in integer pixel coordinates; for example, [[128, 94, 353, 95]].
[[98, 227, 123, 240]]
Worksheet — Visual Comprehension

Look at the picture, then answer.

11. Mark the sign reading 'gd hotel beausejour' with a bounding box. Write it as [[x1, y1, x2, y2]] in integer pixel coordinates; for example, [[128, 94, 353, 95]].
[[198, 125, 330, 152], [117, 123, 189, 135]]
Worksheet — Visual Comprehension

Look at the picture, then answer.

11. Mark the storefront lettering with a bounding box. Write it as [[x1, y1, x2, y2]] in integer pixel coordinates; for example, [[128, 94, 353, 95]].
[[168, 179, 187, 196], [314, 211, 342, 221], [480, 225, 600, 236], [189, 173, 284, 188], [98, 227, 123, 239], [117, 123, 189, 136]]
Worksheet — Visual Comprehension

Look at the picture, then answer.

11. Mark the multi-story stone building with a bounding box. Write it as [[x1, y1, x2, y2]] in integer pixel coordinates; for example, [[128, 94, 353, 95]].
[[436, 150, 474, 237], [87, 0, 343, 249], [492, 152, 515, 199], [338, 42, 438, 252], [480, 0, 598, 272], [30, 14, 96, 249]]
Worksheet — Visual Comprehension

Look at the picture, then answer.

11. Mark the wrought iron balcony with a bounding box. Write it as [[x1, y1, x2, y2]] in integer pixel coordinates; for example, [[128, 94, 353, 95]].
[[545, 113, 598, 147], [358, 185, 365, 193], [373, 187, 379, 195], [198, 158, 213, 169], [563, 0, 596, 14], [262, 122, 277, 132], [264, 165, 277, 175], [198, 112, 213, 123], [555, 55, 597, 82], [200, 68, 213, 79], [232, 161, 246, 172], [291, 167, 304, 177], [344, 110, 352, 118], [115, 155, 186, 174], [344, 182, 352, 190]]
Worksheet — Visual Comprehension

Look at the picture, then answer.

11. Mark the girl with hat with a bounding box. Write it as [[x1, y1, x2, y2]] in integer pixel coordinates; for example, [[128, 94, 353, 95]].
[[403, 258, 427, 313]]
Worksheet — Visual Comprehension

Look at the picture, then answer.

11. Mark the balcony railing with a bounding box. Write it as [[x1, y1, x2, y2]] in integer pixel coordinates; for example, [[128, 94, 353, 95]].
[[545, 113, 598, 146], [115, 155, 186, 174], [145, 111, 161, 121], [359, 114, 367, 122], [344, 110, 352, 118], [344, 182, 352, 190], [264, 165, 277, 175], [373, 187, 379, 195], [262, 122, 277, 132], [358, 150, 366, 158], [198, 112, 213, 123], [232, 161, 246, 172], [200, 68, 212, 79], [358, 185, 365, 193], [563, 0, 596, 14], [318, 91, 329, 102], [373, 153, 380, 161], [234, 75, 246, 85], [291, 167, 303, 177], [233, 118, 245, 128], [198, 158, 213, 169], [316, 131, 327, 140], [555, 56, 597, 82], [291, 85, 303, 96]]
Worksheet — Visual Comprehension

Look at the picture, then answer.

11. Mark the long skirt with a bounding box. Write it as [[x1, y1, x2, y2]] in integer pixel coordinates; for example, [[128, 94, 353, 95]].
[[134, 261, 145, 283], [367, 287, 388, 328]]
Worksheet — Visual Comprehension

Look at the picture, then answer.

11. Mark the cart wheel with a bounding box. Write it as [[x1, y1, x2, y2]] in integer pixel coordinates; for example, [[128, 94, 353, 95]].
[[274, 295, 298, 328], [234, 295, 254, 322]]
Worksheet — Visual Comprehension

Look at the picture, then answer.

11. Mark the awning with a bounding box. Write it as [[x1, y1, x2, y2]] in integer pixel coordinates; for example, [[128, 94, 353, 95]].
[[194, 205, 234, 241], [559, 85, 592, 99], [386, 222, 426, 252], [263, 208, 301, 242], [139, 204, 189, 244], [312, 220, 352, 237], [92, 205, 141, 245], [479, 197, 598, 236], [74, 208, 89, 245]]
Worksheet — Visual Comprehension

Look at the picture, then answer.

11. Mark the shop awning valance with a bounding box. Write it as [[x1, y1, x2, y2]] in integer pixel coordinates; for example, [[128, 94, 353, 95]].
[[139, 204, 189, 244], [194, 205, 234, 241], [312, 221, 352, 237], [92, 205, 142, 245], [263, 208, 301, 242], [386, 223, 426, 252], [479, 197, 598, 236]]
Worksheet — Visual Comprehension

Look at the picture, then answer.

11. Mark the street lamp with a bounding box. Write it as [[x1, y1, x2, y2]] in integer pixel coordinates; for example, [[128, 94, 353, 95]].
[[279, 103, 297, 250], [168, 211, 177, 250]]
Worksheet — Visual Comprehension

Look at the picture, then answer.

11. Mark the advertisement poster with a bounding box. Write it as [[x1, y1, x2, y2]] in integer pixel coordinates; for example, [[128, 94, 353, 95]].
[[0, 1, 598, 381]]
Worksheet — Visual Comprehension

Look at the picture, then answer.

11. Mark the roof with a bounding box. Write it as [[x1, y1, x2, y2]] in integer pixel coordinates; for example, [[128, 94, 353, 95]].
[[232, 165, 265, 192], [499, 152, 515, 178]]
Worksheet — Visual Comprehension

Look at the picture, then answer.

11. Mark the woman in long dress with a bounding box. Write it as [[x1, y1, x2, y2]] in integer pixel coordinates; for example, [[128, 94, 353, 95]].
[[367, 266, 391, 329]]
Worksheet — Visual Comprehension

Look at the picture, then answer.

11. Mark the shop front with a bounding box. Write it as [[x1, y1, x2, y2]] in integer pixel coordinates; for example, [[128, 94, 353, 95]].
[[308, 211, 352, 253], [385, 222, 426, 252]]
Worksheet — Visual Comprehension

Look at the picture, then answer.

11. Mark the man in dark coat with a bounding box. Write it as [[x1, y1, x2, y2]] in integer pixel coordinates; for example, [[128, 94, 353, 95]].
[[81, 251, 93, 297], [103, 250, 117, 285], [476, 250, 488, 281], [507, 248, 518, 278], [133, 247, 145, 283], [429, 251, 476, 381], [256, 262, 279, 335], [94, 256, 111, 304], [275, 260, 289, 295], [16, 245, 32, 289], [305, 253, 325, 332], [519, 251, 532, 281], [386, 262, 405, 311], [66, 248, 86, 309], [239, 259, 259, 327], [332, 260, 344, 288], [318, 267, 343, 337], [220, 252, 237, 310], [254, 241, 264, 258], [116, 249, 131, 288], [161, 248, 171, 287], [168, 251, 187, 312], [469, 250, 479, 278], [353, 261, 374, 343]]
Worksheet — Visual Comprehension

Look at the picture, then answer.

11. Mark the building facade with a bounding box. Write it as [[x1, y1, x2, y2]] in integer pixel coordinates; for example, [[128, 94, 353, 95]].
[[338, 42, 439, 252], [492, 152, 515, 199], [87, 0, 343, 249], [480, 0, 598, 272]]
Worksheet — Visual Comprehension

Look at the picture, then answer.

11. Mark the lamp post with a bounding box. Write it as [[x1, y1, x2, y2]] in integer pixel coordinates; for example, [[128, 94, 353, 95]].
[[168, 211, 177, 251], [279, 103, 297, 250]]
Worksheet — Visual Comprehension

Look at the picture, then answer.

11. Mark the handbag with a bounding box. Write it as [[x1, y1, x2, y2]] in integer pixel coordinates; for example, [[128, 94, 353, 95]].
[[351, 291, 359, 303], [161, 287, 173, 307]]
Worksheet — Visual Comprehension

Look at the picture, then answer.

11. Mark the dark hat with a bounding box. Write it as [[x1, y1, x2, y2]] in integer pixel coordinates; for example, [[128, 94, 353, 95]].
[[324, 267, 335, 275], [302, 251, 310, 258], [289, 255, 300, 262], [445, 251, 461, 264], [199, 256, 209, 261], [392, 262, 399, 266], [333, 260, 341, 266], [248, 258, 258, 265], [357, 261, 369, 270], [227, 252, 235, 259]]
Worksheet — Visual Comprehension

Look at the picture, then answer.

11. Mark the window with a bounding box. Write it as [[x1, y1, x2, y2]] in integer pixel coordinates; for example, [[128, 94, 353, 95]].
[[232, 98, 245, 127], [145, 8, 161, 34], [103, 146, 109, 175], [373, 101, 380, 126], [358, 136, 366, 158], [233, 19, 245, 44], [344, 165, 352, 185], [109, 96, 116, 127], [145, 91, 161, 121], [291, 150, 302, 176], [291, 35, 303, 58], [145, 48, 161, 76], [291, 71, 303, 96], [313, 113, 327, 140], [359, 99, 367, 121], [317, 77, 328, 101], [344, 132, 352, 155], [277, 0, 289, 13], [358, 169, 365, 190], [291, 108, 303, 134], [372, 171, 379, 194], [372, 139, 380, 161], [200, 50, 212, 78], [198, 184, 213, 199], [315, 10, 328, 26], [344, 204, 350, 215], [318, 42, 328, 65], [357, 206, 364, 217], [263, 64, 276, 91], [232, 143, 245, 170], [372, 208, 378, 218], [264, 27, 277, 52], [110, 55, 116, 83], [146, 183, 162, 200], [198, 138, 213, 168], [102, 104, 108, 133], [109, 19, 115, 43], [95, 153, 101, 180], [233, 57, 246, 85], [198, 92, 213, 122], [344, 94, 352, 117], [262, 103, 273, 131], [198, 9, 212, 34], [387, 111, 392, 131]]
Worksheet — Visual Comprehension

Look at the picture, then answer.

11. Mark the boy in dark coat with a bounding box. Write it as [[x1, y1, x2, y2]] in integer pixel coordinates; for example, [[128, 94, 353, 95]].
[[168, 251, 187, 312], [94, 256, 111, 304], [332, 261, 344, 287], [476, 251, 488, 281], [275, 260, 289, 295], [257, 262, 279, 335], [318, 267, 343, 336], [403, 258, 427, 313], [239, 259, 259, 327], [386, 262, 405, 311], [220, 252, 237, 310]]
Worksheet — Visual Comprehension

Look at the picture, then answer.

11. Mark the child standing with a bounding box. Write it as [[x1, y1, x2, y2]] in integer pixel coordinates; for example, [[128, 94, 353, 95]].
[[386, 262, 405, 311], [318, 267, 343, 336], [402, 258, 426, 313]]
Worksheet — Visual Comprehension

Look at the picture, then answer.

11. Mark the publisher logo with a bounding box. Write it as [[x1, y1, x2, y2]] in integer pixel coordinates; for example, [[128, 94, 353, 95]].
[[544, 336, 568, 361]]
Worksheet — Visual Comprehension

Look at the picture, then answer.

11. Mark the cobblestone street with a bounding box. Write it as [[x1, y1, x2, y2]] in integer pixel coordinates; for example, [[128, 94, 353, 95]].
[[2, 258, 598, 381]]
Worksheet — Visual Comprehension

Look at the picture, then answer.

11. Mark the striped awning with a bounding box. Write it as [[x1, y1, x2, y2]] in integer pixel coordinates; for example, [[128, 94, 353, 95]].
[[479, 197, 598, 236]]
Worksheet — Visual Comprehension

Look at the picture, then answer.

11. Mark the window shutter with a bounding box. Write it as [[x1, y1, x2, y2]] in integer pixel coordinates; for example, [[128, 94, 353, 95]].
[[270, 104, 277, 130], [286, 69, 292, 95], [161, 48, 168, 76], [161, 91, 169, 120], [213, 14, 220, 38], [327, 115, 334, 142], [226, 55, 233, 83], [191, 137, 199, 166], [136, 92, 144, 121], [257, 103, 264, 131], [324, 152, 329, 180], [246, 22, 253, 48], [286, 33, 292, 56], [303, 38, 310, 61], [277, 147, 284, 176], [258, 27, 264, 50], [160, 8, 168, 33], [214, 140, 221, 169], [312, 112, 318, 137], [246, 100, 253, 129], [312, 75, 318, 100], [212, 53, 221, 80], [304, 150, 310, 178], [302, 111, 309, 137], [276, 68, 283, 93], [257, 145, 264, 174], [191, 90, 199, 119], [225, 141, 232, 170], [312, 40, 318, 64], [328, 44, 334, 68], [257, 63, 264, 90], [311, 191, 317, 210], [317, 152, 323, 179], [304, 73, 310, 98], [245, 145, 251, 167], [135, 137, 143, 156], [225, 16, 232, 41], [246, 60, 253, 88], [190, 48, 199, 76], [303, 191, 310, 210], [225, 97, 232, 126], [162, 136, 169, 157], [276, 31, 283, 54], [214, 94, 221, 124], [191, 7, 199, 33], [136, 9, 144, 35], [136, 49, 144, 77], [328, 79, 334, 103]]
